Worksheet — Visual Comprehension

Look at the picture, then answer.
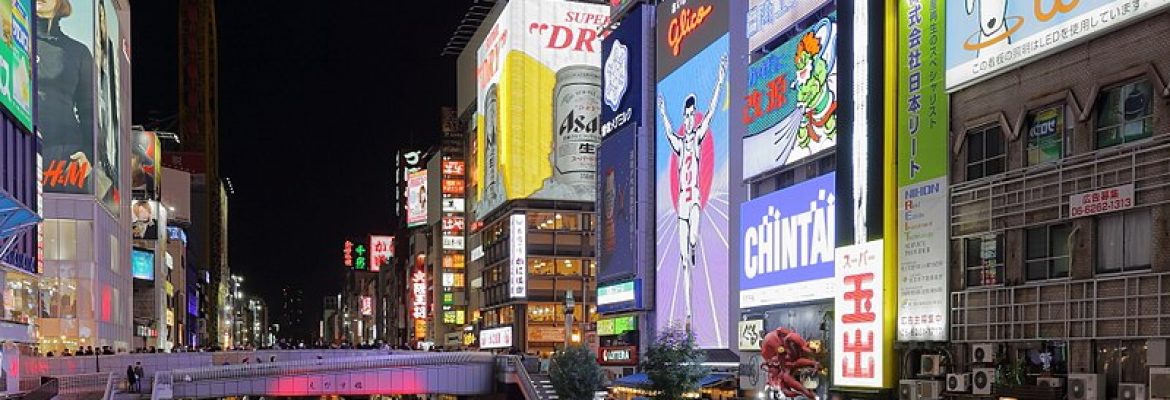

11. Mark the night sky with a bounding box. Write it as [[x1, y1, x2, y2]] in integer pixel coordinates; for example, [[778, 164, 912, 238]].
[[131, 1, 474, 340]]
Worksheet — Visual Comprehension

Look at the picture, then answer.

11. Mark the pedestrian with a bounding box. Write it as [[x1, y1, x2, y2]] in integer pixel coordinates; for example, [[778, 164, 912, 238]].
[[133, 362, 144, 392], [126, 365, 137, 393]]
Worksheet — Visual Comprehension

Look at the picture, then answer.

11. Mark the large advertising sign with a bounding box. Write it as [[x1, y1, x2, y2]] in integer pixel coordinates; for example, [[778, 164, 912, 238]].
[[131, 248, 154, 280], [747, 0, 834, 50], [598, 125, 637, 281], [600, 4, 650, 138], [407, 170, 428, 227], [131, 130, 162, 199], [739, 172, 837, 308], [833, 240, 886, 388], [39, 0, 95, 194], [0, 0, 32, 130], [370, 235, 394, 272], [945, 0, 1169, 89], [898, 0, 950, 342], [509, 214, 527, 298], [742, 13, 838, 181], [473, 0, 610, 221], [597, 279, 641, 313], [655, 0, 730, 349], [131, 200, 159, 240], [95, 0, 124, 217], [411, 255, 428, 338], [480, 326, 513, 349]]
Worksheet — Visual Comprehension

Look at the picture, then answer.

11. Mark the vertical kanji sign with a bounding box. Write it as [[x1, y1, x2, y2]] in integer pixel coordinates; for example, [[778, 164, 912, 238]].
[[833, 240, 886, 388]]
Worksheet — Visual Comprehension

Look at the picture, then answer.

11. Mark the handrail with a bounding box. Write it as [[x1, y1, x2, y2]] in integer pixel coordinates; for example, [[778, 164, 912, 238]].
[[498, 355, 542, 400], [169, 352, 495, 382], [21, 377, 58, 400], [101, 372, 116, 400]]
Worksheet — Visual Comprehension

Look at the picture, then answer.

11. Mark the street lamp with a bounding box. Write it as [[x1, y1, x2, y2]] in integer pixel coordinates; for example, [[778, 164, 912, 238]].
[[563, 290, 575, 347]]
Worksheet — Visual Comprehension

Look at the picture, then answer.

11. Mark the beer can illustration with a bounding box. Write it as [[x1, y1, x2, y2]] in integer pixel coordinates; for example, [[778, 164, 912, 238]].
[[552, 65, 602, 188]]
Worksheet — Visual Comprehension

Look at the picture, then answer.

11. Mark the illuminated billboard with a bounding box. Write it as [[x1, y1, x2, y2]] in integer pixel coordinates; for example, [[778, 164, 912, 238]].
[[131, 130, 163, 199], [747, 0, 833, 50], [473, 0, 610, 221], [411, 255, 428, 338], [833, 240, 888, 388], [131, 200, 159, 240], [370, 235, 394, 272], [742, 13, 838, 181], [0, 0, 33, 130], [600, 4, 651, 138], [654, 0, 730, 349], [406, 170, 428, 227], [132, 248, 154, 280], [597, 125, 637, 281], [39, 0, 96, 194], [739, 172, 837, 308]]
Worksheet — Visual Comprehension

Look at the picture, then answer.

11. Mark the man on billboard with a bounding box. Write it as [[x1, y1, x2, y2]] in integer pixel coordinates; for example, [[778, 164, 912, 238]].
[[656, 54, 726, 329]]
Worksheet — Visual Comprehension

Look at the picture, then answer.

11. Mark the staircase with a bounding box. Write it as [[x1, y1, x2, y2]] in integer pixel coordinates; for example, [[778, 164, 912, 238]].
[[528, 373, 558, 400]]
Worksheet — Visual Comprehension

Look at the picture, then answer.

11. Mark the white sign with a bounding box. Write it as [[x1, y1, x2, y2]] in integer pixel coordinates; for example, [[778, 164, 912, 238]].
[[442, 272, 455, 287], [1069, 183, 1135, 218], [747, 0, 834, 50], [442, 198, 465, 213], [470, 245, 485, 262], [738, 320, 765, 351], [597, 281, 636, 306], [897, 177, 949, 341], [442, 235, 465, 250], [480, 326, 513, 349], [412, 268, 428, 320], [833, 240, 885, 388], [509, 214, 527, 298]]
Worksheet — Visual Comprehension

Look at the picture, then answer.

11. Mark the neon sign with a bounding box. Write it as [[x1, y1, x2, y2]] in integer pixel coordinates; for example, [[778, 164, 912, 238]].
[[667, 5, 713, 56]]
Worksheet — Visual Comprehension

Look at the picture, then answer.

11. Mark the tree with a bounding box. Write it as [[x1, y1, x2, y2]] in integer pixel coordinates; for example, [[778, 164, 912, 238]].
[[641, 324, 710, 400], [550, 344, 603, 400]]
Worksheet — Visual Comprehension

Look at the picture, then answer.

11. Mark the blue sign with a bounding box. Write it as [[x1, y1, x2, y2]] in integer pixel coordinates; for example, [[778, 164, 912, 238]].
[[601, 4, 652, 138], [598, 124, 638, 281], [132, 249, 155, 281], [597, 279, 643, 314], [739, 172, 836, 308]]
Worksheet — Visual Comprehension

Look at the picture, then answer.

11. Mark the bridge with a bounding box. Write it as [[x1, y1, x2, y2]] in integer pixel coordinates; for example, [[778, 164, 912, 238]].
[[18, 350, 546, 399]]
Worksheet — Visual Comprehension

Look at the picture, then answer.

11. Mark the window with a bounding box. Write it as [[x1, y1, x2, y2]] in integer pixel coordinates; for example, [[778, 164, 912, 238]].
[[1096, 80, 1153, 148], [1025, 224, 1071, 280], [965, 125, 1004, 180], [965, 235, 1003, 287], [1096, 209, 1151, 273], [1025, 105, 1067, 165]]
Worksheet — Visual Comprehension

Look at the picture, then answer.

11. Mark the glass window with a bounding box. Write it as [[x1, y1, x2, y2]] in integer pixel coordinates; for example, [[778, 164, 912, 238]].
[[529, 258, 556, 276], [1025, 224, 1071, 280], [1096, 209, 1151, 273], [1095, 80, 1153, 148], [965, 125, 1004, 180], [110, 235, 119, 273], [965, 235, 1003, 287], [557, 259, 583, 276], [1025, 105, 1067, 165]]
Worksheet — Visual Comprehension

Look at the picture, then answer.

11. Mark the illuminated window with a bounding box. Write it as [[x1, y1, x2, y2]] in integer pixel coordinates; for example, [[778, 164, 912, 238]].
[[965, 235, 1003, 287], [557, 259, 582, 276], [529, 258, 557, 276], [965, 124, 1004, 180], [1095, 80, 1153, 148]]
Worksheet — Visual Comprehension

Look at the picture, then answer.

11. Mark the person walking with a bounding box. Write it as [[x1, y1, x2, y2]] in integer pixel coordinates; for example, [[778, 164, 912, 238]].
[[126, 365, 137, 393], [133, 363, 144, 392]]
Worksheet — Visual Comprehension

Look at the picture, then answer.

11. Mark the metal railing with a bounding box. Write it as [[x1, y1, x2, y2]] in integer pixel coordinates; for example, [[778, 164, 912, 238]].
[[20, 378, 58, 400], [497, 355, 542, 400], [162, 352, 494, 383]]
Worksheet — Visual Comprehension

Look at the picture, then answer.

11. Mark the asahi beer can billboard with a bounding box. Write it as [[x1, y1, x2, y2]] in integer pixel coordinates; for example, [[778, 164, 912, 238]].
[[473, 0, 610, 221]]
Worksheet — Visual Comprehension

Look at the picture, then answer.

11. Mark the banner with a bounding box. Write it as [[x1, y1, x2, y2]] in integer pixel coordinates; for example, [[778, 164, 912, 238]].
[[897, 0, 949, 342], [473, 0, 610, 221], [742, 14, 838, 181], [739, 172, 836, 308], [654, 0, 730, 349], [946, 0, 1170, 89]]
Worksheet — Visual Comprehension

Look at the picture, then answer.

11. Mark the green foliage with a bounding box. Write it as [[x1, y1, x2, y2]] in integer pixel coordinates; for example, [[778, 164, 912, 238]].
[[640, 325, 710, 400], [550, 344, 603, 400]]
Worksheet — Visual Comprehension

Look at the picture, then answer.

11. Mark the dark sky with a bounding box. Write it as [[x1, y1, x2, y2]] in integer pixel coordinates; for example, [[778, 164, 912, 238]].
[[131, 1, 474, 340]]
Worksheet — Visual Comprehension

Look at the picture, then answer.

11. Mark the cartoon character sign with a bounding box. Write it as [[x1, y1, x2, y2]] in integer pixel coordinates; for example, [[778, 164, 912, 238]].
[[743, 16, 838, 181], [761, 327, 821, 399]]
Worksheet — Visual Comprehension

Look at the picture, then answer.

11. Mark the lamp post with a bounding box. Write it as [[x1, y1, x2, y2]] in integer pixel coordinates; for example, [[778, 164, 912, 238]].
[[563, 290, 575, 347]]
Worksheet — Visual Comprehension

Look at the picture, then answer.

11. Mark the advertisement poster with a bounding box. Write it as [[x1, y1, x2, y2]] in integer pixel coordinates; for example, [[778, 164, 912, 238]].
[[740, 172, 836, 308], [747, 0, 833, 50], [131, 248, 154, 280], [744, 302, 834, 397], [473, 0, 609, 221], [946, 0, 1170, 89], [94, 0, 123, 217], [0, 0, 32, 130], [131, 130, 162, 199], [898, 0, 949, 342], [131, 200, 158, 240], [742, 14, 837, 181], [406, 170, 428, 227], [600, 4, 649, 138], [598, 125, 637, 281], [38, 0, 95, 194], [833, 240, 885, 388], [654, 0, 729, 349], [369, 235, 394, 272]]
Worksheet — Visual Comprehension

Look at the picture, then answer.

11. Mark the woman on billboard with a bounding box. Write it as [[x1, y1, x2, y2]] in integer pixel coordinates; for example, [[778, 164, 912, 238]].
[[36, 0, 96, 194], [95, 0, 121, 210]]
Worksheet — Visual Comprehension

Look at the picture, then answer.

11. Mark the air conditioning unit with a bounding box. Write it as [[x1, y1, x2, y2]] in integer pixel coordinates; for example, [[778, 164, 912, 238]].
[[1037, 377, 1065, 388], [972, 368, 996, 395], [919, 380, 943, 399], [1120, 383, 1148, 400], [920, 354, 944, 376], [1151, 368, 1170, 400], [900, 379, 920, 400], [971, 343, 996, 363], [1068, 373, 1105, 400], [947, 373, 971, 393]]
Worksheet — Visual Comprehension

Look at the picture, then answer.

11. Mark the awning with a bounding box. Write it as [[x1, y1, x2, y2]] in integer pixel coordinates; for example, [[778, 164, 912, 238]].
[[611, 373, 735, 388], [0, 189, 39, 259]]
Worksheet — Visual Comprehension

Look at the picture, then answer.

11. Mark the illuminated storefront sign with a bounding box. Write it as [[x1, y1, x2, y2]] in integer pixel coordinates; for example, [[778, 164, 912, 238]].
[[369, 235, 394, 272], [442, 179, 465, 195], [509, 214, 527, 298], [442, 235, 465, 250], [597, 280, 641, 313], [442, 160, 466, 176], [343, 240, 354, 267], [599, 346, 638, 365], [442, 216, 465, 234], [480, 326, 513, 349], [360, 296, 373, 316], [411, 256, 428, 327], [597, 315, 637, 336], [833, 240, 887, 388], [442, 198, 465, 213]]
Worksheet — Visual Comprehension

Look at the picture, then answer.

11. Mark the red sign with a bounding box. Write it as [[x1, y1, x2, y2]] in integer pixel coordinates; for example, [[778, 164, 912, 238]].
[[43, 159, 89, 191], [598, 346, 638, 366], [442, 160, 466, 176], [411, 255, 428, 322], [442, 179, 465, 195], [667, 5, 714, 56], [370, 235, 394, 272], [343, 240, 354, 267], [833, 240, 886, 388], [442, 216, 465, 235]]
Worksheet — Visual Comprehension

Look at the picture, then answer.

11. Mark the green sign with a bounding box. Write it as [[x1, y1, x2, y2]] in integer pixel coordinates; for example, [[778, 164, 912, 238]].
[[443, 292, 454, 306], [1, 0, 32, 131], [597, 315, 636, 336], [896, 0, 948, 185]]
